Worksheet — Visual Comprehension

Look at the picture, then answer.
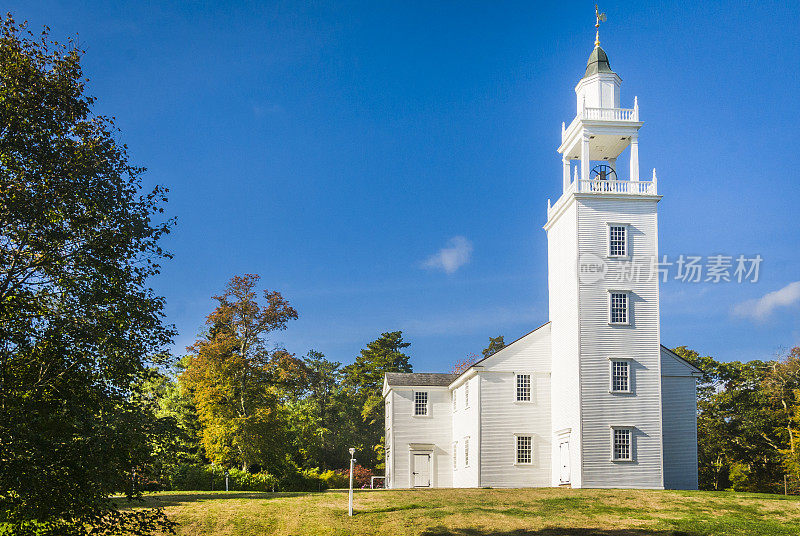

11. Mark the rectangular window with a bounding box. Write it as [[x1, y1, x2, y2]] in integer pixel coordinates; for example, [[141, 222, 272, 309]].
[[452, 442, 458, 469], [464, 437, 470, 467], [516, 435, 532, 464], [516, 374, 531, 402], [414, 391, 428, 416], [452, 390, 457, 412], [611, 360, 630, 392], [610, 292, 628, 324], [609, 225, 627, 257], [612, 428, 632, 461], [464, 383, 470, 408]]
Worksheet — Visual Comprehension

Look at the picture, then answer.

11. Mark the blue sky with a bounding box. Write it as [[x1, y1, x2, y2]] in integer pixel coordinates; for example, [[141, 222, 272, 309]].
[[11, 1, 800, 370]]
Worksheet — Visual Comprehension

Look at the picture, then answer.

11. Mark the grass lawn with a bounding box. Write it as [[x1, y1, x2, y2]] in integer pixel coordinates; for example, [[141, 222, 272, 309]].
[[130, 488, 800, 536]]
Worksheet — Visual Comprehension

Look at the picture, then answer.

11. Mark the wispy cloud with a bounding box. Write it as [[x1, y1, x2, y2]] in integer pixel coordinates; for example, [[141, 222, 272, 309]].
[[252, 103, 283, 116], [421, 236, 473, 274], [733, 281, 800, 321]]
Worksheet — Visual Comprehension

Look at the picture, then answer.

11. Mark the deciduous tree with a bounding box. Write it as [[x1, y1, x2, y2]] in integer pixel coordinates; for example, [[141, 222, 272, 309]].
[[0, 14, 174, 535], [181, 274, 300, 472]]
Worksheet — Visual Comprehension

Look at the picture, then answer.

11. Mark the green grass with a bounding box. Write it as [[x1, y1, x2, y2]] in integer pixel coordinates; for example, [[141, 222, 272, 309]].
[[128, 488, 800, 536]]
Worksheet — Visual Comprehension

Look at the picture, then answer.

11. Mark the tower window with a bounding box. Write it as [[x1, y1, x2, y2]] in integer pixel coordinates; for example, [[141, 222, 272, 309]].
[[414, 391, 428, 416], [464, 383, 469, 408], [610, 360, 630, 392], [516, 374, 531, 402], [609, 292, 629, 324], [452, 441, 458, 469], [516, 435, 533, 465], [612, 427, 633, 461], [452, 390, 457, 412], [464, 437, 470, 467], [609, 225, 627, 257]]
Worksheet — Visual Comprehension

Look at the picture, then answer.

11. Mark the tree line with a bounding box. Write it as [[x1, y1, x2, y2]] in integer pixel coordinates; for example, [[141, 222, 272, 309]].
[[675, 346, 800, 493], [141, 273, 414, 481]]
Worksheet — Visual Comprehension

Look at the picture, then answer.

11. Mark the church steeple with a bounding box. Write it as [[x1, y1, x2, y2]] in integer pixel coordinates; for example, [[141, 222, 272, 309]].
[[552, 7, 652, 199]]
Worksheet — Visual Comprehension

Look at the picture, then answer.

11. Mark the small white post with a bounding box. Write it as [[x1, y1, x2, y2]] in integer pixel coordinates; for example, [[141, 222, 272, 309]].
[[561, 121, 566, 141], [633, 96, 639, 121], [652, 168, 657, 194], [348, 448, 356, 516], [225, 471, 229, 492]]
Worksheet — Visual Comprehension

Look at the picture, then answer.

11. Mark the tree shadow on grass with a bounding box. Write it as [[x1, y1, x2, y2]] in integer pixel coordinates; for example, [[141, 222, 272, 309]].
[[118, 491, 313, 509], [420, 529, 692, 536]]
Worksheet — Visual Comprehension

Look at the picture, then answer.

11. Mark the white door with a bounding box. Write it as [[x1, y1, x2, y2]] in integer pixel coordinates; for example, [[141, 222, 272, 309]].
[[559, 441, 570, 484], [413, 454, 431, 487]]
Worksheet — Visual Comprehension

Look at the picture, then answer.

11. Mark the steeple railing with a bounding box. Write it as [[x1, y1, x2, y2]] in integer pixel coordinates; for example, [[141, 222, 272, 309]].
[[575, 178, 655, 195], [547, 174, 658, 221], [582, 107, 637, 121]]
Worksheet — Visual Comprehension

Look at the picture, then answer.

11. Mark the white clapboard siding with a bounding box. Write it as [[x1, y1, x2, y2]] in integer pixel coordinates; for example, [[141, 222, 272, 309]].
[[451, 374, 481, 487], [389, 386, 452, 488], [545, 199, 583, 487], [478, 323, 552, 487], [661, 347, 700, 489], [576, 196, 664, 489]]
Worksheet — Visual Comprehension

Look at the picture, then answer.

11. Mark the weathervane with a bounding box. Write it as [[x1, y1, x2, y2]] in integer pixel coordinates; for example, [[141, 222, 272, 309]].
[[594, 4, 607, 47]]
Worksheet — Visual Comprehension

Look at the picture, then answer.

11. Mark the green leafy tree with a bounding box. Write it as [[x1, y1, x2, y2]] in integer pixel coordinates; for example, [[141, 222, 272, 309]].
[[302, 350, 342, 469], [481, 335, 506, 359], [343, 331, 412, 468], [675, 346, 786, 492], [764, 347, 800, 478], [0, 14, 174, 535]]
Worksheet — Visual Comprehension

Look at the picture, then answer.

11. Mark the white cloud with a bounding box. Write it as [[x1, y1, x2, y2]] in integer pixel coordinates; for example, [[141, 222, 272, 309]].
[[421, 236, 473, 274], [733, 281, 800, 321]]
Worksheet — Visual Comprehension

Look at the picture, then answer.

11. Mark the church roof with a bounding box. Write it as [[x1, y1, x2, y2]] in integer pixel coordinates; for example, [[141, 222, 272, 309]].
[[583, 45, 615, 78], [385, 372, 458, 387]]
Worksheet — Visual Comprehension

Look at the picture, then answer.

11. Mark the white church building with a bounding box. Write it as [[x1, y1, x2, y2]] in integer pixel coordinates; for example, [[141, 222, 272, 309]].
[[382, 33, 702, 490]]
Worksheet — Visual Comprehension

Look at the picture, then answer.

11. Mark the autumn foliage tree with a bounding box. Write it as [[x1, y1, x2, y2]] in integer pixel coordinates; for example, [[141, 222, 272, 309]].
[[452, 353, 479, 375], [181, 274, 301, 472]]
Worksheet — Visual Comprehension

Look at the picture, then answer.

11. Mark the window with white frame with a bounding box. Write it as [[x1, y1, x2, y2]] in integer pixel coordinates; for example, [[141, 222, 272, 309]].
[[516, 435, 532, 464], [414, 391, 428, 416], [516, 374, 531, 402], [609, 224, 627, 257], [452, 442, 458, 469], [386, 400, 391, 425], [610, 360, 630, 392], [464, 383, 469, 408], [464, 437, 470, 467], [610, 292, 629, 324], [612, 428, 632, 461], [452, 390, 457, 412]]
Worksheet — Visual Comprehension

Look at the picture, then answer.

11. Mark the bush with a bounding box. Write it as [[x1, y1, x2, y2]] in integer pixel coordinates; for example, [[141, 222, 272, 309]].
[[334, 464, 374, 489], [320, 469, 349, 489], [277, 466, 328, 492], [167, 464, 279, 491], [167, 464, 340, 492]]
